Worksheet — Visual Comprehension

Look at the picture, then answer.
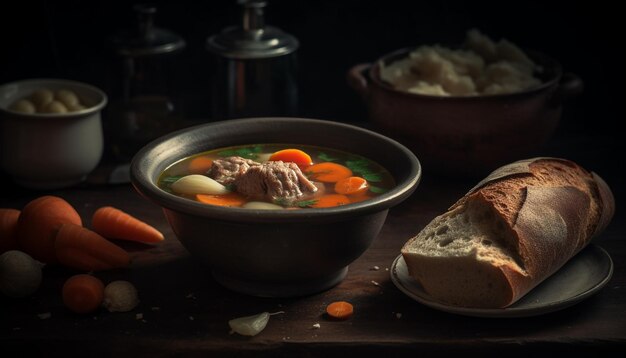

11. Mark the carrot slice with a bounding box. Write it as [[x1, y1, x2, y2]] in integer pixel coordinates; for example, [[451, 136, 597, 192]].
[[92, 206, 164, 243], [188, 156, 214, 174], [62, 274, 105, 314], [305, 162, 353, 183], [0, 208, 20, 254], [196, 192, 246, 207], [334, 176, 369, 195], [55, 223, 130, 271], [310, 194, 350, 208], [348, 192, 373, 204], [326, 301, 354, 320], [269, 149, 313, 168], [16, 196, 82, 263]]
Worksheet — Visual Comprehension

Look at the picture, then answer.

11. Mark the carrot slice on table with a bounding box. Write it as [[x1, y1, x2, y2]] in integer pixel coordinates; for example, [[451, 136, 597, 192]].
[[326, 301, 354, 320], [269, 149, 313, 168], [310, 194, 351, 208], [62, 274, 105, 314], [0, 208, 20, 254], [16, 196, 82, 263], [334, 176, 369, 195], [196, 192, 246, 207], [305, 162, 352, 183], [55, 223, 130, 271], [92, 206, 164, 244], [188, 156, 214, 174]]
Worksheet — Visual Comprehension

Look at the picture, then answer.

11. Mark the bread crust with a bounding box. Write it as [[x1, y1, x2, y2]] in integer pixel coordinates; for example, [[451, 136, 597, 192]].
[[401, 157, 615, 308]]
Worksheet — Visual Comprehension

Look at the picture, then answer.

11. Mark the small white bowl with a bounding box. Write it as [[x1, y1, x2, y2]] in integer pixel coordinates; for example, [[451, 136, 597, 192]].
[[0, 78, 107, 189]]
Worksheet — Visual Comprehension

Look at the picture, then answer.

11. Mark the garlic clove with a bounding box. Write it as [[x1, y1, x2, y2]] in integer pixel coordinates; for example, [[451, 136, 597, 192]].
[[228, 312, 270, 336]]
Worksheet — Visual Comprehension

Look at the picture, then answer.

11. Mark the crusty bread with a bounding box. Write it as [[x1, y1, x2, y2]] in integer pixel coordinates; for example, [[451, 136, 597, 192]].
[[401, 158, 615, 308]]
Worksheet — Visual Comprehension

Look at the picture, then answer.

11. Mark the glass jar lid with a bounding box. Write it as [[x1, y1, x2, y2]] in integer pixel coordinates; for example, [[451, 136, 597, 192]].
[[206, 0, 299, 59], [111, 4, 186, 57]]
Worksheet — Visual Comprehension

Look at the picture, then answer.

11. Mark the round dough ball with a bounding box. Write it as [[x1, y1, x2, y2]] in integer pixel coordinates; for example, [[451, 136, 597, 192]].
[[66, 102, 86, 112], [41, 100, 68, 114], [9, 99, 36, 114], [30, 88, 54, 110], [55, 89, 80, 107]]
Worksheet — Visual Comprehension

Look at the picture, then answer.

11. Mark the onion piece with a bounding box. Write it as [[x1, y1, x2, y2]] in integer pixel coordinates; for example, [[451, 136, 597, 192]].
[[171, 175, 229, 195], [242, 202, 284, 210]]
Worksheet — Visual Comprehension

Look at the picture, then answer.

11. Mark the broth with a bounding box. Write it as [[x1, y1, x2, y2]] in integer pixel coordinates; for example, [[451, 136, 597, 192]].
[[158, 143, 395, 209]]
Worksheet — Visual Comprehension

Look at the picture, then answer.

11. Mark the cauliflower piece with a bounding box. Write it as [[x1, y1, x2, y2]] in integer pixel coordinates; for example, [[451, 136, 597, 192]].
[[103, 280, 140, 312]]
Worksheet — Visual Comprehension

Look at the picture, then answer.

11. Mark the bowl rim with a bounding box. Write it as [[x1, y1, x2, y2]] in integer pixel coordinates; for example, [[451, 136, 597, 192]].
[[0, 78, 108, 118], [368, 46, 563, 100], [131, 117, 422, 223]]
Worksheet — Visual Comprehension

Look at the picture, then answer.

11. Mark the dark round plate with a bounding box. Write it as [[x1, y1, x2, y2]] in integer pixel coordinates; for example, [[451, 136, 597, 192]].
[[390, 244, 613, 318]]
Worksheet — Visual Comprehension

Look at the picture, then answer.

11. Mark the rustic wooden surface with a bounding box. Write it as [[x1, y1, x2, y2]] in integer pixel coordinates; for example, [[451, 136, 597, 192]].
[[1, 133, 624, 356]]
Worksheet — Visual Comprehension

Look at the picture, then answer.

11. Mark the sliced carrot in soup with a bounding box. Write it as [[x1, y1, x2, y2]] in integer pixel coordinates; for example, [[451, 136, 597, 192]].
[[334, 176, 369, 195], [310, 194, 351, 208], [196, 192, 246, 207], [188, 156, 214, 174], [269, 149, 313, 168], [305, 162, 352, 183]]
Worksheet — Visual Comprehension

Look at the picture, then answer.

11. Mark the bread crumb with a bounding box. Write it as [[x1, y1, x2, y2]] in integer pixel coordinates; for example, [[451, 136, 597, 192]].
[[312, 323, 321, 329], [371, 280, 381, 287], [370, 265, 380, 271], [385, 267, 389, 271], [135, 313, 143, 320], [37, 312, 51, 320]]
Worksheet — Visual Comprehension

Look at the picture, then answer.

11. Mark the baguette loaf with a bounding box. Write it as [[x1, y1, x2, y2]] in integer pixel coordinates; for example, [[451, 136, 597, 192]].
[[401, 157, 615, 308]]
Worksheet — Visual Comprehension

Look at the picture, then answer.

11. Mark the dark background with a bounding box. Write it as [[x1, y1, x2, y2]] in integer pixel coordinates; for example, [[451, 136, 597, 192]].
[[1, 0, 623, 173]]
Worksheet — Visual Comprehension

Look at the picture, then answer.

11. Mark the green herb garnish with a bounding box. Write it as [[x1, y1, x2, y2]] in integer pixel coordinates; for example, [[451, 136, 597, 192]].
[[217, 145, 263, 159], [346, 159, 383, 182], [318, 152, 338, 162], [273, 198, 318, 208], [369, 185, 389, 194]]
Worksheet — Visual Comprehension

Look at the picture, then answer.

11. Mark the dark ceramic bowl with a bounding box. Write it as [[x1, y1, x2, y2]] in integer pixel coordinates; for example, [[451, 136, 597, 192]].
[[131, 117, 421, 297], [348, 47, 583, 177]]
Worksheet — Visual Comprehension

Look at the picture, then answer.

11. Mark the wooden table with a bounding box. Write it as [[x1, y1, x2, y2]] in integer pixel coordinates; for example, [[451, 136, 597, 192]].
[[1, 131, 624, 356]]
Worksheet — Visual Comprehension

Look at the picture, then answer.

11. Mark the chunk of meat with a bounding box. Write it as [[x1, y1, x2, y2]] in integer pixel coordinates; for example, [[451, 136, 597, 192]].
[[235, 161, 318, 203], [208, 156, 260, 185]]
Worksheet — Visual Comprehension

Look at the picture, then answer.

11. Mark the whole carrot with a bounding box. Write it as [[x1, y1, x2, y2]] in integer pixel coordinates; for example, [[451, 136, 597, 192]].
[[16, 196, 82, 263], [55, 223, 130, 271], [92, 206, 164, 244], [0, 209, 20, 254]]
